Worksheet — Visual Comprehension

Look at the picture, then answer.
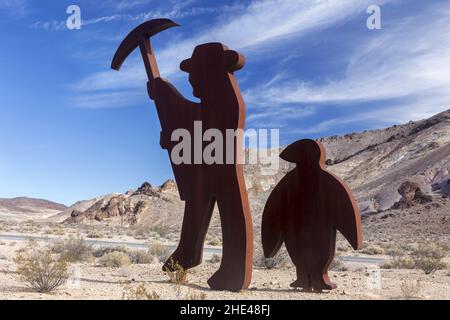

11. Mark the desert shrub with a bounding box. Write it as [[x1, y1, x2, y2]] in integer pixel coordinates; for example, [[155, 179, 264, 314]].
[[87, 230, 103, 239], [361, 245, 385, 255], [209, 254, 221, 264], [381, 257, 415, 270], [51, 236, 93, 263], [93, 246, 129, 258], [187, 291, 207, 300], [150, 223, 170, 238], [330, 255, 348, 271], [94, 246, 154, 265], [128, 250, 153, 264], [132, 227, 150, 240], [14, 249, 69, 293], [400, 280, 422, 300], [381, 247, 415, 270], [253, 245, 289, 269], [411, 243, 447, 274], [207, 238, 221, 246], [0, 254, 7, 260], [148, 243, 170, 263], [122, 284, 160, 300], [99, 251, 131, 268], [0, 241, 6, 246], [165, 259, 188, 284]]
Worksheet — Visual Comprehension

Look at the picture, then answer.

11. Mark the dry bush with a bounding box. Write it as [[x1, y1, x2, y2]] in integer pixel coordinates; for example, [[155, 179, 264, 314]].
[[99, 251, 131, 268], [93, 246, 129, 258], [165, 259, 188, 284], [87, 230, 103, 239], [14, 249, 69, 293], [381, 247, 415, 270], [128, 250, 153, 264], [148, 242, 170, 263], [51, 236, 93, 263], [412, 243, 447, 274], [209, 254, 221, 264], [187, 291, 207, 300], [150, 223, 170, 238], [94, 246, 153, 265], [400, 280, 422, 300], [207, 237, 221, 246], [330, 254, 348, 271], [253, 244, 289, 269], [122, 284, 160, 300], [361, 245, 385, 255]]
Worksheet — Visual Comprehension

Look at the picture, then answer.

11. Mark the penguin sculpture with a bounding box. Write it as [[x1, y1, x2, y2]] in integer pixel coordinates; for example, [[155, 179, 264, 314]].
[[261, 139, 363, 291]]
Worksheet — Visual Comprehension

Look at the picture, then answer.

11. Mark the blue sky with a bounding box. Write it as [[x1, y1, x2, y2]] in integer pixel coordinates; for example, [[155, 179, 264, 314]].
[[0, 0, 449, 205]]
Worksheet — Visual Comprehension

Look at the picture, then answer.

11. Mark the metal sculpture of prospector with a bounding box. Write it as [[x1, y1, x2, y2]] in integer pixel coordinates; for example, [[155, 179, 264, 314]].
[[111, 19, 253, 292]]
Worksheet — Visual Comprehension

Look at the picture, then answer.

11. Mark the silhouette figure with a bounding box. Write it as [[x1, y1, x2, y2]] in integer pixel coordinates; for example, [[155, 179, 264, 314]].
[[112, 19, 253, 292], [261, 139, 363, 291]]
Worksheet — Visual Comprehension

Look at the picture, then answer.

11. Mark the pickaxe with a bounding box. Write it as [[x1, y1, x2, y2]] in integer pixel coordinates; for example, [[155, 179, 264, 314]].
[[111, 18, 179, 99]]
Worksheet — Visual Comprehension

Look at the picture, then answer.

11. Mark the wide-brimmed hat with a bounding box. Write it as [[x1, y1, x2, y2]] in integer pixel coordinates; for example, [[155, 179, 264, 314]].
[[180, 42, 245, 73]]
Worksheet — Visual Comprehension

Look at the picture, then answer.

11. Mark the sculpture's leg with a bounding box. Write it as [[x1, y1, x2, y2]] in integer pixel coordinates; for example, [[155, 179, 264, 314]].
[[310, 272, 336, 291], [163, 194, 215, 271], [208, 182, 253, 292], [290, 267, 311, 289]]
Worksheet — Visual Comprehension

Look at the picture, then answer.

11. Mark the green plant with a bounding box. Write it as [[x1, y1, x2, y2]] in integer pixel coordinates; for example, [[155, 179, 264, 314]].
[[14, 249, 69, 293], [122, 284, 160, 300], [99, 251, 131, 268]]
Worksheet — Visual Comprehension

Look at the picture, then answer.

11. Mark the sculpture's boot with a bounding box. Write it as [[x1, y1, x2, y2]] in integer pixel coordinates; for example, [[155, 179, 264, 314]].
[[162, 195, 215, 272], [208, 184, 253, 291]]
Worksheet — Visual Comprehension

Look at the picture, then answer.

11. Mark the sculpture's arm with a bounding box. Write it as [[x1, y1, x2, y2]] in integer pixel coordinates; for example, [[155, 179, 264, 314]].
[[327, 173, 363, 250], [261, 180, 287, 258]]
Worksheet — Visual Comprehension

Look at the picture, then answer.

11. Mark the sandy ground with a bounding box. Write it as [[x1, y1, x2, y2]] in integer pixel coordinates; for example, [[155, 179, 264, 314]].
[[0, 238, 449, 300]]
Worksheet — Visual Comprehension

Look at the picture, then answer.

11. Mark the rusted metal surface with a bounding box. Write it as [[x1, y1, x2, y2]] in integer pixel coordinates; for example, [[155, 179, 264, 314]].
[[262, 139, 363, 291], [112, 19, 253, 292]]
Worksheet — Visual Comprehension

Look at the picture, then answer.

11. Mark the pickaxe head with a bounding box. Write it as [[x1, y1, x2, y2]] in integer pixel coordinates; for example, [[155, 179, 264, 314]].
[[111, 18, 179, 71]]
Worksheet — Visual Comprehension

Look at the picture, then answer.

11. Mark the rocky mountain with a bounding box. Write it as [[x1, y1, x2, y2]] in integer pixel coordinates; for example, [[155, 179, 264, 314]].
[[0, 197, 67, 222], [5, 110, 449, 230]]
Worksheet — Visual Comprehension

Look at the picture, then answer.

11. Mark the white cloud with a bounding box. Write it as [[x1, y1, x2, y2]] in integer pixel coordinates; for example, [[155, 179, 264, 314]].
[[245, 3, 450, 131], [72, 0, 385, 108]]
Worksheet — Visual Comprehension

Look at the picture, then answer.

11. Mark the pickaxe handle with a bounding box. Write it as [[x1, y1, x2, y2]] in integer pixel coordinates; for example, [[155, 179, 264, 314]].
[[139, 37, 160, 100]]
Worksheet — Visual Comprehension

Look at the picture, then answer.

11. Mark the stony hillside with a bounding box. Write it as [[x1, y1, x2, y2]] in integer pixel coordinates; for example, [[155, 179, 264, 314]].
[[0, 197, 67, 222], [56, 110, 450, 234]]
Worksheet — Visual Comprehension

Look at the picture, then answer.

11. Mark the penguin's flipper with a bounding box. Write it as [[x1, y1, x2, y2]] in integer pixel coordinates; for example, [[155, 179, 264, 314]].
[[326, 172, 363, 250], [261, 180, 287, 258]]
